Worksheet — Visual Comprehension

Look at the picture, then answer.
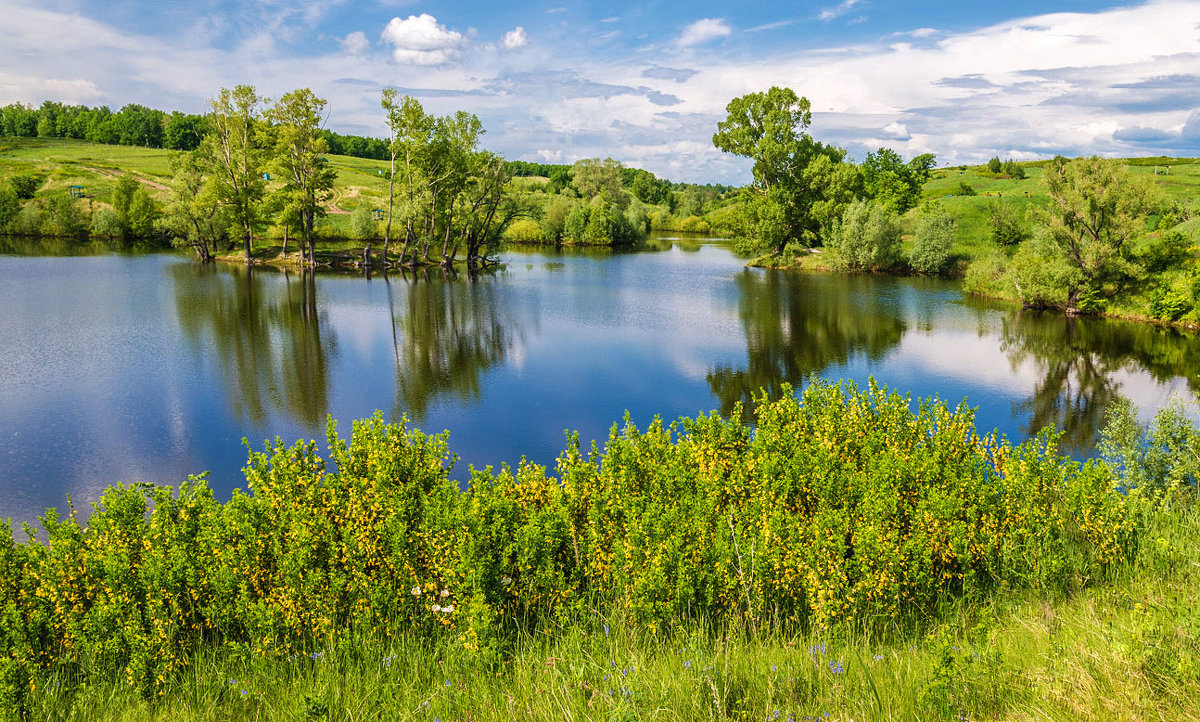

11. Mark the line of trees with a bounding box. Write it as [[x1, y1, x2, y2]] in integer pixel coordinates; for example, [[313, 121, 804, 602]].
[[0, 100, 391, 161], [163, 85, 520, 269], [712, 87, 937, 265]]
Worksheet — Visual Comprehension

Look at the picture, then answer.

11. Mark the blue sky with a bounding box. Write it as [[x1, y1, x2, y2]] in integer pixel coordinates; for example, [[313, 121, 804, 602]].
[[2, 0, 1199, 183]]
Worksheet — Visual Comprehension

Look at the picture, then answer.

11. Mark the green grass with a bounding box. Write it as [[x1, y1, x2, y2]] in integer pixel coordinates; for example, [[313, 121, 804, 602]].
[[0, 136, 398, 239]]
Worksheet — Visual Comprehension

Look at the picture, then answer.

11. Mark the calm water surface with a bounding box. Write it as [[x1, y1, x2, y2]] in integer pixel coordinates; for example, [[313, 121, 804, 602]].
[[2, 236, 1198, 525]]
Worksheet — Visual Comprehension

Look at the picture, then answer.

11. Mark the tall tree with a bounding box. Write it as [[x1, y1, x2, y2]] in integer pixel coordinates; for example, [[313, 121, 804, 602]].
[[1033, 156, 1159, 314], [269, 88, 337, 268], [712, 87, 856, 255], [381, 90, 432, 265], [199, 85, 268, 263]]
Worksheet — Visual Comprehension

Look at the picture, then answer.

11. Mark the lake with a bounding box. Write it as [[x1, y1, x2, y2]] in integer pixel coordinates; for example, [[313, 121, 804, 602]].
[[2, 235, 1198, 526]]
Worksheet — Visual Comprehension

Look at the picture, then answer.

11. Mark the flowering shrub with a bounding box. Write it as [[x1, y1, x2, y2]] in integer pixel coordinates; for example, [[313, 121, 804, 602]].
[[0, 379, 1140, 710]]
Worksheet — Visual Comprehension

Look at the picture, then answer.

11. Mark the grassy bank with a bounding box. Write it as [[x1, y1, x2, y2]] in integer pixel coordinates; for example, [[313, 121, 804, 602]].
[[2, 379, 1197, 719]]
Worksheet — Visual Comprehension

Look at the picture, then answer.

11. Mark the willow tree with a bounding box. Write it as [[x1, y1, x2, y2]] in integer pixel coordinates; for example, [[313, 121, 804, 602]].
[[269, 88, 336, 267], [198, 85, 267, 263]]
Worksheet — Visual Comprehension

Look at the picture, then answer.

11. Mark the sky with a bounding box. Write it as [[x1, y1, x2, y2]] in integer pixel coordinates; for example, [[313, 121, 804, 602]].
[[1, 0, 1199, 184]]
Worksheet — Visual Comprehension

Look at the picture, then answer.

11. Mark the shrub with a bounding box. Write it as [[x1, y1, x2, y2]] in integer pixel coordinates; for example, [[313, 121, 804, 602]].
[[349, 203, 377, 241], [1142, 231, 1190, 273], [1148, 286, 1192, 321], [504, 218, 542, 244], [1002, 160, 1026, 180], [91, 207, 122, 238], [910, 212, 955, 275], [963, 254, 1007, 297], [0, 380, 1146, 708], [956, 181, 977, 196], [8, 172, 41, 200], [987, 157, 1003, 175], [540, 196, 573, 243], [829, 200, 902, 271], [0, 184, 18, 231], [989, 202, 1029, 248]]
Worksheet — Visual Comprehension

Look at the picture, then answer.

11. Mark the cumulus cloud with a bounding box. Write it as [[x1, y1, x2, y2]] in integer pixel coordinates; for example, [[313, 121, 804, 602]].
[[880, 121, 911, 140], [502, 26, 527, 50], [819, 0, 861, 22], [381, 13, 466, 65], [678, 18, 730, 47], [340, 31, 369, 56]]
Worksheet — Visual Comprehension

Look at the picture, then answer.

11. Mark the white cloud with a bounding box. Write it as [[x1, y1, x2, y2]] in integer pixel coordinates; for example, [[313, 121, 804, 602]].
[[340, 31, 369, 56], [381, 13, 466, 65], [678, 18, 730, 47], [819, 0, 861, 22], [502, 26, 527, 50], [880, 121, 910, 140]]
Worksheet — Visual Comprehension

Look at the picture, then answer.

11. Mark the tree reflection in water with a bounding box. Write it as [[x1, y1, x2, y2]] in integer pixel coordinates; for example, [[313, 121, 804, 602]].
[[1000, 310, 1200, 454], [386, 266, 519, 419], [707, 269, 907, 421], [174, 264, 332, 429]]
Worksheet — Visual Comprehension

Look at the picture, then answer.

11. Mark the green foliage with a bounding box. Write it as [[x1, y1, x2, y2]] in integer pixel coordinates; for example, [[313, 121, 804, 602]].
[[911, 212, 956, 275], [1002, 160, 1026, 180], [1148, 285, 1192, 321], [504, 218, 542, 244], [1100, 396, 1199, 503], [989, 201, 1029, 248], [110, 174, 158, 238], [0, 184, 18, 231], [0, 380, 1151, 710], [1038, 156, 1160, 313], [1006, 232, 1078, 309], [829, 200, 903, 271], [8, 172, 41, 200], [37, 195, 89, 237], [862, 148, 931, 214], [987, 157, 1003, 174], [1142, 231, 1191, 273], [349, 203, 378, 241], [956, 181, 977, 196], [713, 87, 856, 254], [539, 196, 573, 243]]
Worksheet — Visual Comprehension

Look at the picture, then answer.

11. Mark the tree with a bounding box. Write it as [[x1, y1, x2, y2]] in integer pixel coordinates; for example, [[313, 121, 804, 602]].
[[987, 157, 1003, 174], [381, 90, 432, 264], [1036, 155, 1159, 314], [571, 158, 627, 208], [910, 212, 955, 275], [198, 85, 268, 262], [164, 112, 206, 151], [269, 88, 337, 268], [712, 86, 854, 255], [110, 175, 158, 238], [829, 200, 902, 271], [861, 148, 931, 214], [165, 152, 229, 261]]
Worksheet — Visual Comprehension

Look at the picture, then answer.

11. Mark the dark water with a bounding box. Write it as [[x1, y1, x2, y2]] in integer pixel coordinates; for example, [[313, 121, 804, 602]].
[[2, 236, 1198, 525]]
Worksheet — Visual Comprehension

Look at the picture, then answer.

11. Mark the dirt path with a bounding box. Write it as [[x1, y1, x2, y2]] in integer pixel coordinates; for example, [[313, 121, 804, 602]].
[[83, 165, 170, 192]]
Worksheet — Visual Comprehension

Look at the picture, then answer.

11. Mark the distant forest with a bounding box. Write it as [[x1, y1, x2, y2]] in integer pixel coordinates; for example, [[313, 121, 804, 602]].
[[0, 100, 733, 193]]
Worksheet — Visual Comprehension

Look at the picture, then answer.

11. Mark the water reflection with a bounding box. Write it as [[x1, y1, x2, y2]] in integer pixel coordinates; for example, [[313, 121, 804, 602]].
[[386, 267, 521, 419], [707, 269, 908, 420], [1001, 311, 1200, 454], [173, 264, 333, 429]]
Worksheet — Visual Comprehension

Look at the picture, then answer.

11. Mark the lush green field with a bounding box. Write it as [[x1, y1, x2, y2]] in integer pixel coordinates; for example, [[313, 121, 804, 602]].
[[2, 379, 1198, 719], [0, 136, 395, 239]]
